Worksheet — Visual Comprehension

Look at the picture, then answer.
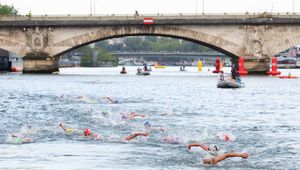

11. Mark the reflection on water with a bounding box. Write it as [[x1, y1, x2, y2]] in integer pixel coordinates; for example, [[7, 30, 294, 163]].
[[0, 66, 300, 169]]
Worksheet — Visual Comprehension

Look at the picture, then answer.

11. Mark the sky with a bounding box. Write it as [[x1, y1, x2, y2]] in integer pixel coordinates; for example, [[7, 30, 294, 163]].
[[0, 0, 300, 15]]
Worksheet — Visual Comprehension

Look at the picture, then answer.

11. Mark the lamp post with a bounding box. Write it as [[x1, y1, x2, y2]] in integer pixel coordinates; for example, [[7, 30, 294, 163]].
[[196, 0, 198, 15], [94, 0, 96, 15], [202, 0, 204, 14], [90, 0, 92, 15], [293, 0, 295, 14]]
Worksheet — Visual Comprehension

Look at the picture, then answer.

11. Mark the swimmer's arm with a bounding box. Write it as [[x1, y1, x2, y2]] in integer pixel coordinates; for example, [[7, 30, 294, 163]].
[[103, 97, 115, 103], [129, 113, 146, 119], [125, 132, 149, 141], [187, 143, 209, 151], [211, 153, 249, 164], [11, 134, 18, 138], [59, 123, 67, 132]]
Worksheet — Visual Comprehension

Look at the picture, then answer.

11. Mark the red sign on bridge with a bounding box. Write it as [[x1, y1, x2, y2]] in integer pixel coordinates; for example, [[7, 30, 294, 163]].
[[143, 18, 154, 25]]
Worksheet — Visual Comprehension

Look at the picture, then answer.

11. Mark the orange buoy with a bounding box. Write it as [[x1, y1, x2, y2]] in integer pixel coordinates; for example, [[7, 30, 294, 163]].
[[237, 57, 248, 75], [267, 57, 281, 76], [11, 67, 21, 72], [212, 58, 223, 73]]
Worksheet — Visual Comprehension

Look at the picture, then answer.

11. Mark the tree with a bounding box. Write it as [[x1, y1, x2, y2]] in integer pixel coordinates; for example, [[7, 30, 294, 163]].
[[0, 4, 18, 15], [80, 47, 93, 66], [97, 48, 118, 66]]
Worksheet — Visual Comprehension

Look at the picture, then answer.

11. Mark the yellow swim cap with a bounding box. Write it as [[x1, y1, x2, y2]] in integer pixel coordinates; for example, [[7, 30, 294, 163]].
[[66, 128, 73, 133]]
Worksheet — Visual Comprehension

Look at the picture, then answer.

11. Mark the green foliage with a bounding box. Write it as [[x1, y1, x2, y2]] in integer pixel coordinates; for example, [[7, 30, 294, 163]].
[[97, 48, 118, 66], [0, 4, 18, 15], [80, 46, 118, 67], [80, 47, 93, 67]]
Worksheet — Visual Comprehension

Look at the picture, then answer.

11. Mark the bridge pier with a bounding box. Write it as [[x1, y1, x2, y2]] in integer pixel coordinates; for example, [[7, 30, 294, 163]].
[[23, 57, 59, 74], [244, 59, 269, 75]]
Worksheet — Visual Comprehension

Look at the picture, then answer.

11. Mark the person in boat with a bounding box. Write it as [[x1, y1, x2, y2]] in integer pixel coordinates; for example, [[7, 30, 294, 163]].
[[288, 72, 292, 77], [188, 142, 249, 165], [11, 134, 33, 144], [103, 96, 119, 104], [59, 123, 101, 140], [121, 66, 127, 73], [231, 63, 237, 80], [143, 64, 148, 71], [124, 131, 149, 141], [137, 68, 142, 73], [236, 71, 241, 83], [219, 73, 225, 81]]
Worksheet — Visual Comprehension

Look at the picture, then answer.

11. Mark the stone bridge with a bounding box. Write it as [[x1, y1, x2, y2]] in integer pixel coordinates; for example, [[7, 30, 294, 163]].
[[1, 13, 300, 73]]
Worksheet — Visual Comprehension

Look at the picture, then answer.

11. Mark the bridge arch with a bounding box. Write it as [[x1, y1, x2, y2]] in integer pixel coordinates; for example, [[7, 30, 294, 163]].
[[268, 34, 300, 57], [50, 26, 243, 58], [0, 38, 26, 57]]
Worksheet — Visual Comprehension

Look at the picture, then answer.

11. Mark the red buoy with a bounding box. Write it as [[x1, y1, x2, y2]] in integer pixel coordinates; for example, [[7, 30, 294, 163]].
[[237, 57, 248, 75], [212, 58, 223, 73], [267, 57, 281, 76]]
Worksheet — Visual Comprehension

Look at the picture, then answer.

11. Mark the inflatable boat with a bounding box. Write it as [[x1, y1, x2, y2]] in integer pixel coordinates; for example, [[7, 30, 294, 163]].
[[217, 80, 245, 88], [136, 71, 150, 75]]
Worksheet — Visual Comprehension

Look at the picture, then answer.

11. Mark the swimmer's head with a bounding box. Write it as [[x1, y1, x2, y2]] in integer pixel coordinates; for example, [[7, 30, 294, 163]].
[[84, 128, 91, 136], [208, 145, 219, 152], [120, 112, 127, 119], [224, 134, 230, 141], [144, 120, 151, 128], [102, 111, 108, 115], [66, 128, 73, 133]]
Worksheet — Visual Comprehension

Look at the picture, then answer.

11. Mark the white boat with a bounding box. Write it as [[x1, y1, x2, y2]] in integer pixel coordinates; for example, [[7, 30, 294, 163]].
[[217, 80, 245, 88]]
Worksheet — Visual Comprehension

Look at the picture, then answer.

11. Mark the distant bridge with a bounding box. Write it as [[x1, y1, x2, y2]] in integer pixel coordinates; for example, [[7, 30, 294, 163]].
[[112, 52, 227, 58], [1, 13, 300, 73]]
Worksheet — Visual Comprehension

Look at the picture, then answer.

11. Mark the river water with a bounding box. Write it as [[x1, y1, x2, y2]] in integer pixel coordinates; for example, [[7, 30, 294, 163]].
[[0, 66, 299, 170]]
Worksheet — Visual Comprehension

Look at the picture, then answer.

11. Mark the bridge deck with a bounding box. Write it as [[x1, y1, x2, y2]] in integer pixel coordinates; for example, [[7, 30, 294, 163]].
[[1, 13, 300, 27]]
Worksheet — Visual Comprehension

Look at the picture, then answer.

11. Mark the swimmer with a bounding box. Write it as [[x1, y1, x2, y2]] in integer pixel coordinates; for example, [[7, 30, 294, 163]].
[[144, 120, 165, 132], [59, 123, 101, 140], [103, 96, 118, 104], [217, 132, 236, 141], [83, 128, 101, 140], [59, 122, 75, 134], [120, 112, 146, 120], [11, 134, 32, 144], [77, 95, 97, 103], [188, 142, 249, 165], [161, 135, 182, 144], [124, 132, 149, 141]]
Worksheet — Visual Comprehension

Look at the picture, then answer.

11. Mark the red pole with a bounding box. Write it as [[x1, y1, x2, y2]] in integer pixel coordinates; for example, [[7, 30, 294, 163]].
[[213, 58, 223, 73], [237, 57, 248, 75], [267, 57, 281, 75]]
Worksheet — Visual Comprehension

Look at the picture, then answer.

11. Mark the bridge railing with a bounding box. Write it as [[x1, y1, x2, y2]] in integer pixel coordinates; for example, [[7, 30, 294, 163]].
[[2, 12, 300, 21]]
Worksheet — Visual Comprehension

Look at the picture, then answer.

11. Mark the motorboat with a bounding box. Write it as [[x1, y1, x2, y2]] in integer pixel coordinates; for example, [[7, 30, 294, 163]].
[[217, 79, 245, 88], [136, 71, 150, 75], [179, 67, 187, 71]]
